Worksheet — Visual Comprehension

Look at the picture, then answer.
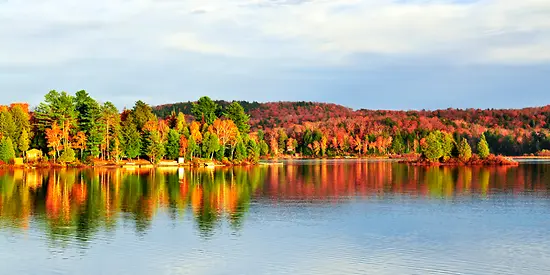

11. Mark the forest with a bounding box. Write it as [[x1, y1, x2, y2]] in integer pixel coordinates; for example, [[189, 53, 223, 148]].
[[1, 90, 550, 166], [0, 91, 258, 165], [155, 100, 550, 160]]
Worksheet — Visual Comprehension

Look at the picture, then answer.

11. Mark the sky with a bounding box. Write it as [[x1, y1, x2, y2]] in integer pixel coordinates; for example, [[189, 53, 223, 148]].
[[1, 0, 550, 110]]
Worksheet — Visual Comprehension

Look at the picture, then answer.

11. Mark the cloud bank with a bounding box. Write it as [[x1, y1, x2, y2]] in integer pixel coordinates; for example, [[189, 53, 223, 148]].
[[1, 0, 549, 108]]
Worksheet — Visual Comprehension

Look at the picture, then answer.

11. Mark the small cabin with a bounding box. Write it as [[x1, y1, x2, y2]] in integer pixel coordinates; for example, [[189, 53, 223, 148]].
[[26, 149, 43, 162]]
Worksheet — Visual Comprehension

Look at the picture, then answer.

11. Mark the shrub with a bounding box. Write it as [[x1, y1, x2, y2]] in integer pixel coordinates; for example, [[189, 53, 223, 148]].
[[58, 147, 76, 163]]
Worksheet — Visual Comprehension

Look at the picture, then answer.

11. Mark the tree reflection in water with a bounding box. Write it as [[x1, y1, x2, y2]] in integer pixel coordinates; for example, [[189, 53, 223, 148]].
[[1, 161, 549, 245]]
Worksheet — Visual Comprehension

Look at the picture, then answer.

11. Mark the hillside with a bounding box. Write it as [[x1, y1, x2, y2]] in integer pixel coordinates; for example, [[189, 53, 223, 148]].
[[153, 101, 550, 156], [153, 101, 356, 127], [154, 101, 550, 131]]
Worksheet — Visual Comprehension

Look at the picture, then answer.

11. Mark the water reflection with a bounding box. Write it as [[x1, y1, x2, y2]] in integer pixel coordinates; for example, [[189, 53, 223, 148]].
[[1, 161, 549, 242]]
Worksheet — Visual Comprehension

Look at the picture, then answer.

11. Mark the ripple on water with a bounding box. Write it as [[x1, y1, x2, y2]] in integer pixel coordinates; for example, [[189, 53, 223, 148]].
[[2, 162, 550, 274]]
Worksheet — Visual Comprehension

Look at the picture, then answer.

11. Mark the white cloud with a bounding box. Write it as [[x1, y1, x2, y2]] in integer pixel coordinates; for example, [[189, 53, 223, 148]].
[[165, 32, 237, 56], [1, 0, 550, 66]]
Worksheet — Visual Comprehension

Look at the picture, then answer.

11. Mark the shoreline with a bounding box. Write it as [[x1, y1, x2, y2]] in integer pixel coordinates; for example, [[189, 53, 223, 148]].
[[510, 156, 550, 159], [3, 155, 549, 170], [399, 155, 519, 167]]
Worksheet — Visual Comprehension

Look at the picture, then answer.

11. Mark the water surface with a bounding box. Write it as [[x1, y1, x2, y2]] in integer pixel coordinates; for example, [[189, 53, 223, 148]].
[[1, 160, 550, 274]]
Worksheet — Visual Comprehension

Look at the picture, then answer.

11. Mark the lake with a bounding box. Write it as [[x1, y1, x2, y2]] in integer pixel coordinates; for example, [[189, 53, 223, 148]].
[[1, 160, 550, 275]]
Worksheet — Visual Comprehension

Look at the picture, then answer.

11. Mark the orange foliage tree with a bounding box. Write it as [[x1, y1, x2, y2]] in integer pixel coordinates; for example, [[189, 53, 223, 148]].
[[72, 131, 87, 160], [210, 118, 239, 151], [45, 122, 63, 161]]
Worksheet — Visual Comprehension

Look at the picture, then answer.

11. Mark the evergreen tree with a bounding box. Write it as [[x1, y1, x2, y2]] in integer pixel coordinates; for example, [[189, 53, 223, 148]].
[[278, 130, 288, 154], [223, 102, 250, 133], [34, 90, 77, 149], [175, 112, 187, 133], [9, 105, 31, 150], [74, 90, 103, 158], [234, 140, 247, 162], [165, 129, 181, 160], [131, 100, 156, 130], [391, 133, 405, 154], [18, 130, 30, 157], [458, 138, 472, 162], [0, 110, 16, 141], [121, 117, 142, 159], [247, 139, 260, 163], [0, 137, 16, 163], [257, 129, 265, 142], [87, 126, 103, 158], [146, 131, 165, 164], [421, 132, 443, 162], [259, 140, 269, 156], [440, 132, 455, 158], [215, 146, 225, 161], [478, 134, 490, 159], [192, 96, 218, 125], [302, 130, 314, 155]]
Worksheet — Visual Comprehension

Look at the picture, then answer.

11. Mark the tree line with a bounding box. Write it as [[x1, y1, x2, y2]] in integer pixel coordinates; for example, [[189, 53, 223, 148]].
[[0, 91, 260, 164], [2, 92, 550, 165], [155, 101, 550, 158]]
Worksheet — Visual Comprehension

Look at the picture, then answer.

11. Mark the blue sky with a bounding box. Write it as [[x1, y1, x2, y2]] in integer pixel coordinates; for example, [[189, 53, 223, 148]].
[[1, 0, 549, 110]]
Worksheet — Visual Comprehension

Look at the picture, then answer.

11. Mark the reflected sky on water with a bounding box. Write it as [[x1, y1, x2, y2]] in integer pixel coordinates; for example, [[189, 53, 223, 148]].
[[1, 160, 550, 274]]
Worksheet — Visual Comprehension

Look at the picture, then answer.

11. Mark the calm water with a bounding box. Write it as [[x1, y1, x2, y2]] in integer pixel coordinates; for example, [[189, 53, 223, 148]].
[[1, 160, 550, 275]]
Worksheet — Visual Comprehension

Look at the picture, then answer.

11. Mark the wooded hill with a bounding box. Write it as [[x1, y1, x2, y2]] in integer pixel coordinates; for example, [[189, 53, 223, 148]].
[[154, 101, 550, 156]]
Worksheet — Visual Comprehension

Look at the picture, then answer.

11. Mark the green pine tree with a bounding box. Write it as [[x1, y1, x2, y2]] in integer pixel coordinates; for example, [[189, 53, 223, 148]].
[[247, 139, 260, 163], [391, 133, 405, 154], [278, 130, 288, 154], [458, 138, 472, 162], [215, 146, 225, 161], [259, 140, 269, 156], [234, 140, 247, 162], [165, 129, 181, 160], [478, 134, 490, 159], [0, 110, 16, 141], [146, 131, 165, 164], [10, 105, 31, 152], [421, 132, 443, 162], [74, 90, 102, 158], [223, 102, 250, 134], [440, 132, 455, 158], [18, 130, 30, 157], [131, 100, 156, 130], [0, 137, 16, 164], [192, 96, 218, 125], [121, 117, 142, 159]]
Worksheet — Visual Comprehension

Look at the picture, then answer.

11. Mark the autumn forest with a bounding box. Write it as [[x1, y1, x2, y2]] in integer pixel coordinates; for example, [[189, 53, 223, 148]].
[[1, 90, 550, 166]]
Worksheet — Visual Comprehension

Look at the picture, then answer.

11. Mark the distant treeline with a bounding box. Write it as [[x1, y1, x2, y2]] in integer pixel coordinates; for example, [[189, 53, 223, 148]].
[[155, 101, 550, 157], [153, 100, 262, 118]]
